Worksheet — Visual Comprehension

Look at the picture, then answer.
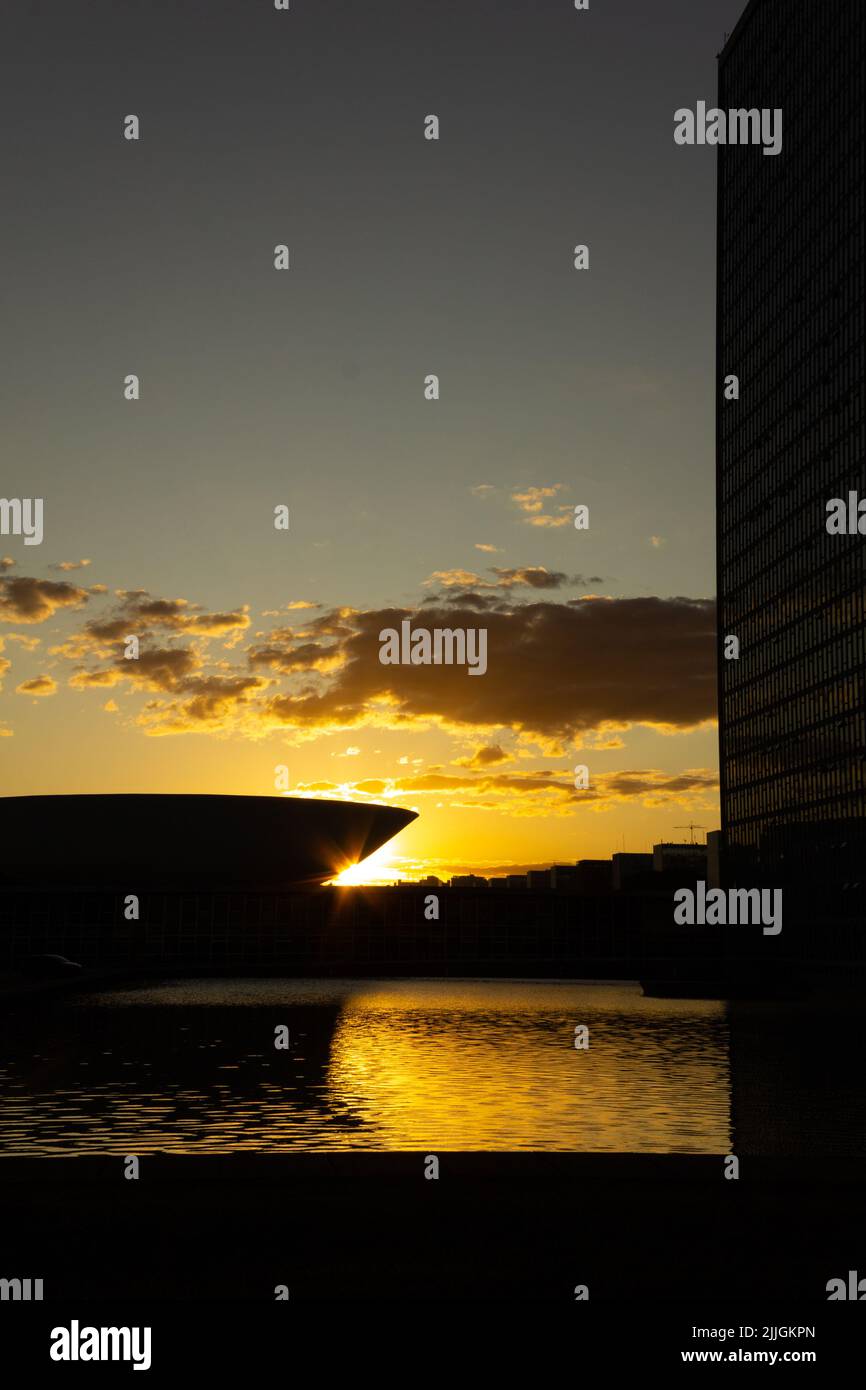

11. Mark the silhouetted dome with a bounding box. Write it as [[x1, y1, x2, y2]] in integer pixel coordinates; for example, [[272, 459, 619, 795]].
[[0, 794, 417, 890]]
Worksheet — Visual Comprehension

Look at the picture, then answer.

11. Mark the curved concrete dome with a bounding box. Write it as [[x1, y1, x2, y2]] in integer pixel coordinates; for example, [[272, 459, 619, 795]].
[[0, 794, 417, 890]]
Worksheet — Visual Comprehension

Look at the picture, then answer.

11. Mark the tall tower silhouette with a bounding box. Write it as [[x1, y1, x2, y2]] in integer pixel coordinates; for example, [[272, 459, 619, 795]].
[[716, 0, 866, 901]]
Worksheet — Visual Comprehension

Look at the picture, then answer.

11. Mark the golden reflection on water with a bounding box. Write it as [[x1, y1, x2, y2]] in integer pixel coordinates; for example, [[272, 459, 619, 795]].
[[0, 978, 731, 1154], [326, 981, 730, 1152]]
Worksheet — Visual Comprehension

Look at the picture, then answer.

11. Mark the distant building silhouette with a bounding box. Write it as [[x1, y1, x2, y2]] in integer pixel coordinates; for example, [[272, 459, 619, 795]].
[[716, 0, 866, 893], [652, 842, 707, 875], [573, 860, 613, 893], [526, 870, 552, 891], [418, 849, 715, 896], [549, 864, 580, 892], [611, 853, 652, 891]]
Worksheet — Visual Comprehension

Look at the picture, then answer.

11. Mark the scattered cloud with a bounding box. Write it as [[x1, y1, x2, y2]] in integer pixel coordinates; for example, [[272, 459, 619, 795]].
[[454, 744, 510, 769], [262, 600, 319, 615], [83, 592, 250, 645], [424, 566, 594, 592], [490, 566, 574, 590], [136, 674, 269, 734], [423, 568, 484, 589], [15, 674, 58, 697], [512, 485, 562, 514], [69, 646, 202, 693], [526, 510, 573, 529], [0, 575, 90, 624], [511, 485, 576, 528], [293, 766, 718, 821], [248, 638, 345, 675]]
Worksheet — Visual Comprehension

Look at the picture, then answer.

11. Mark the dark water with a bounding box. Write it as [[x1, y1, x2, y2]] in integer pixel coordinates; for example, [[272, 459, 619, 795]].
[[0, 978, 731, 1154]]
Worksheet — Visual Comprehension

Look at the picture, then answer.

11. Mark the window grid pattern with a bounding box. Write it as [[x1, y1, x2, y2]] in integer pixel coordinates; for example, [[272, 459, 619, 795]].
[[717, 0, 866, 866]]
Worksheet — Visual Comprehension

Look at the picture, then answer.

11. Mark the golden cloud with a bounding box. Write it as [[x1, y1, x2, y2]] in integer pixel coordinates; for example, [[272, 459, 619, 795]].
[[15, 673, 58, 697], [0, 575, 90, 624], [23, 570, 715, 749]]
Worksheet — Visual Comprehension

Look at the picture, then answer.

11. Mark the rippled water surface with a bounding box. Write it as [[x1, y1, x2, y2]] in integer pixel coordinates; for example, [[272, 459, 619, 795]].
[[0, 978, 731, 1153]]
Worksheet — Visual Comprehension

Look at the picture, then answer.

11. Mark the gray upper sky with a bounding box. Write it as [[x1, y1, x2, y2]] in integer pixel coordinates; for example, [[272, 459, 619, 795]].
[[2, 0, 746, 614]]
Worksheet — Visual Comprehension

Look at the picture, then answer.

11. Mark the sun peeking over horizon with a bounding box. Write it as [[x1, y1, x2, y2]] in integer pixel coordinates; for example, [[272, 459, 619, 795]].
[[330, 845, 403, 887]]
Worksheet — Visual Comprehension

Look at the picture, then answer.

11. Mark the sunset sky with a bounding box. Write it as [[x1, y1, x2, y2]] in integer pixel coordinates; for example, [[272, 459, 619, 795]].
[[1, 0, 745, 880]]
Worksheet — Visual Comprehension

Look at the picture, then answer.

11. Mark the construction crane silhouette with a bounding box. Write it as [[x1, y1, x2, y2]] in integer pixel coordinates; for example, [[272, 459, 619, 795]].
[[675, 823, 706, 845]]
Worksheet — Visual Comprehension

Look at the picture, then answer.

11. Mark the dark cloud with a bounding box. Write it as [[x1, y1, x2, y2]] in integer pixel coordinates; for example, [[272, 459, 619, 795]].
[[454, 744, 510, 769], [424, 565, 596, 592], [258, 596, 717, 741], [0, 575, 90, 624], [36, 572, 716, 744], [70, 646, 201, 693], [82, 591, 249, 644], [159, 675, 268, 727], [489, 567, 570, 589], [15, 674, 57, 697], [248, 640, 342, 675]]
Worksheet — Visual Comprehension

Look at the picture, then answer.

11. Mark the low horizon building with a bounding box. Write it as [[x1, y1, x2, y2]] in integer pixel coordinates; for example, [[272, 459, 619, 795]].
[[611, 852, 652, 892], [652, 842, 708, 875]]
